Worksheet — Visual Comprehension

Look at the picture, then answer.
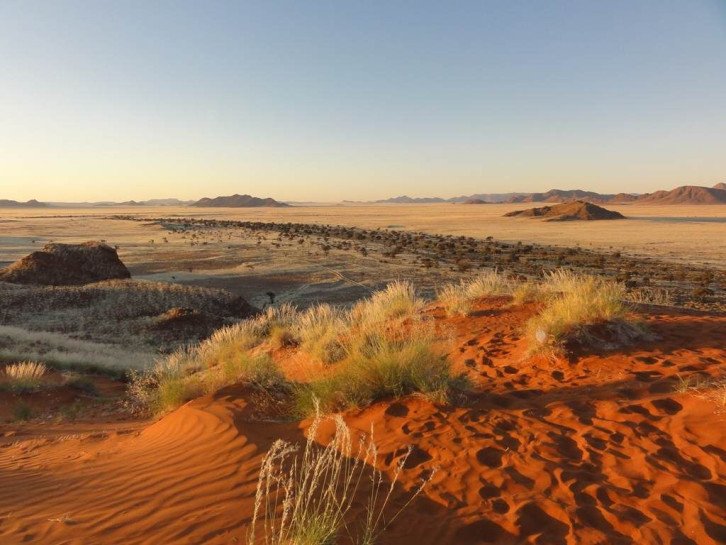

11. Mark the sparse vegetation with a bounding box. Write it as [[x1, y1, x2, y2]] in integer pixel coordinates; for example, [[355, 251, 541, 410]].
[[129, 281, 467, 417], [3, 361, 47, 392], [13, 402, 32, 421], [247, 409, 431, 545], [674, 374, 726, 408], [437, 270, 512, 316], [526, 270, 645, 355], [0, 280, 255, 363]]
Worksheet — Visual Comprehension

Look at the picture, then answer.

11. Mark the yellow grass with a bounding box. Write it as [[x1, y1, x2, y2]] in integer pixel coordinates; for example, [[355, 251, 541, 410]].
[[437, 270, 512, 316], [526, 270, 644, 355], [130, 281, 466, 416], [248, 408, 431, 545], [4, 361, 47, 391]]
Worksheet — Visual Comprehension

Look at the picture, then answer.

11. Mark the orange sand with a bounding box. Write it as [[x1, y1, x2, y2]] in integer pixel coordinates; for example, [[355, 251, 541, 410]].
[[1, 299, 725, 544]]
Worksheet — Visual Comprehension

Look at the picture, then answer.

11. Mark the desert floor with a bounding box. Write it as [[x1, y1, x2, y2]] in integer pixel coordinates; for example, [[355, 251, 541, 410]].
[[1, 297, 725, 544], [0, 204, 725, 544], [1, 202, 726, 266]]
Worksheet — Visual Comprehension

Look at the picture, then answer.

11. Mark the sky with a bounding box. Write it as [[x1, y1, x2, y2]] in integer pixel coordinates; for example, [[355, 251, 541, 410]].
[[1, 1, 725, 202]]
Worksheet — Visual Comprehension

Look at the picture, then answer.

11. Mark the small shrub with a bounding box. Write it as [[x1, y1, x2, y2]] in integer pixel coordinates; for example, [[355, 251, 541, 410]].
[[13, 402, 32, 421], [626, 286, 673, 307]]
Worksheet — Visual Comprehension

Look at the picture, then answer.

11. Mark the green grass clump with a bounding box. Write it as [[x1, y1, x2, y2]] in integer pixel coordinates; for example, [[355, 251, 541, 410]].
[[293, 320, 467, 417], [526, 271, 644, 355], [128, 348, 287, 415], [128, 281, 468, 418], [13, 402, 32, 421]]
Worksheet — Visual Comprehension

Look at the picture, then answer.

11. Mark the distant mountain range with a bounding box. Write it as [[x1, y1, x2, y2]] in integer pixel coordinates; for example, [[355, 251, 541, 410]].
[[190, 194, 290, 207], [0, 199, 48, 208], [374, 183, 726, 205], [3, 183, 725, 208]]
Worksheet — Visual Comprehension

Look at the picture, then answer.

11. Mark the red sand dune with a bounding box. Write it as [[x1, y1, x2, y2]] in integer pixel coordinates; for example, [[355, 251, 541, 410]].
[[1, 298, 725, 544]]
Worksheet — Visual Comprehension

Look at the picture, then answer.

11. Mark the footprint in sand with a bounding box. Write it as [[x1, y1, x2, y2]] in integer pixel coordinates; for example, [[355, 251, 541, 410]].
[[476, 446, 505, 468], [651, 398, 683, 415]]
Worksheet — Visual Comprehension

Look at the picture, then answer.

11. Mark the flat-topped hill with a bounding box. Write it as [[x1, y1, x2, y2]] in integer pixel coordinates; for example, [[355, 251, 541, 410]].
[[0, 241, 131, 285], [504, 200, 625, 221], [191, 194, 290, 207]]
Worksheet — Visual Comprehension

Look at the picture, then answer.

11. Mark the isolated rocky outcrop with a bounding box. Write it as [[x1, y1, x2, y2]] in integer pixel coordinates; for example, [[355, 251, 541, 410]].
[[462, 198, 490, 205], [191, 194, 290, 207], [504, 200, 625, 221], [0, 241, 131, 285]]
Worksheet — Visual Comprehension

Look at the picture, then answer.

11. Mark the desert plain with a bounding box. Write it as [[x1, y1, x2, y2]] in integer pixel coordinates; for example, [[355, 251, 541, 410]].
[[0, 203, 725, 545]]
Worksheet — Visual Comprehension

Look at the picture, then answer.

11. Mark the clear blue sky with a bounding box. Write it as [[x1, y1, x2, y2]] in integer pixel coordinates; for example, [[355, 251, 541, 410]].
[[1, 1, 725, 202]]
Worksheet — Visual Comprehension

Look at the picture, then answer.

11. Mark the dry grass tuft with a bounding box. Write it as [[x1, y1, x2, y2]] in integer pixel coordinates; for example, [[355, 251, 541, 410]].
[[674, 374, 726, 409], [0, 279, 254, 364], [128, 281, 467, 416], [4, 361, 47, 392], [438, 270, 512, 316], [350, 280, 422, 328], [248, 408, 432, 545], [294, 305, 347, 364], [525, 270, 645, 355]]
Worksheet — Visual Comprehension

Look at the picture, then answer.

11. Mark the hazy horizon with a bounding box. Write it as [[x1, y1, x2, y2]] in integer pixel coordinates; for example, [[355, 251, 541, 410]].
[[2, 1, 725, 202]]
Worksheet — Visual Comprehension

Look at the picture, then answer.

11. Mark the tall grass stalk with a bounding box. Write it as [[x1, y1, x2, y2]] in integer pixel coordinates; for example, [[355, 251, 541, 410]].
[[4, 361, 47, 392], [248, 408, 432, 545]]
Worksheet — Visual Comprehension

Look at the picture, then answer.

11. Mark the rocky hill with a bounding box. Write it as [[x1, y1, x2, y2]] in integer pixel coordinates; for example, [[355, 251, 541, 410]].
[[0, 241, 131, 285], [191, 194, 290, 207], [504, 200, 626, 221], [635, 185, 726, 205]]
